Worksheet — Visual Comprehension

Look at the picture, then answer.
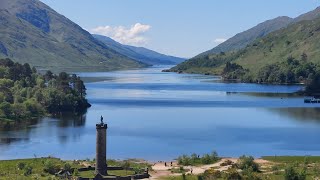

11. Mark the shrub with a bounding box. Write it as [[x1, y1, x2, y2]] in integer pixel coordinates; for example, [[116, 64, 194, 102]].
[[224, 168, 242, 180], [44, 159, 59, 174], [221, 160, 234, 166], [178, 155, 191, 166], [24, 165, 33, 176], [237, 155, 259, 172], [63, 163, 71, 171], [203, 168, 222, 179], [284, 165, 306, 180], [177, 151, 220, 166], [17, 162, 26, 170], [312, 164, 320, 177], [271, 165, 281, 175], [73, 169, 79, 176], [242, 167, 261, 180]]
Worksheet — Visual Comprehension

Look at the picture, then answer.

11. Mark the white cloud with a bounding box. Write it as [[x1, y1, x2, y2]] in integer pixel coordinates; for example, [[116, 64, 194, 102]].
[[213, 38, 227, 44], [91, 23, 151, 46]]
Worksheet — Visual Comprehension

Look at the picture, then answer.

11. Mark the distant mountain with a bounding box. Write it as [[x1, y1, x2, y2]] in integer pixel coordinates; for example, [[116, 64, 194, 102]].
[[170, 6, 320, 76], [293, 6, 320, 23], [0, 0, 146, 72], [197, 16, 293, 57], [93, 34, 185, 65]]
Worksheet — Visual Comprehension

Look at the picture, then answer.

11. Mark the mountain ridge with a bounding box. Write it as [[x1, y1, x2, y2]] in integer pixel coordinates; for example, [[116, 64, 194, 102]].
[[196, 16, 293, 57], [194, 6, 320, 58], [93, 34, 185, 65], [0, 0, 147, 72]]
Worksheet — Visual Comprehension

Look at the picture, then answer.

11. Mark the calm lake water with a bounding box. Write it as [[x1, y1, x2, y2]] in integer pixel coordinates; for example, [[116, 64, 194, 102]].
[[1, 66, 320, 160]]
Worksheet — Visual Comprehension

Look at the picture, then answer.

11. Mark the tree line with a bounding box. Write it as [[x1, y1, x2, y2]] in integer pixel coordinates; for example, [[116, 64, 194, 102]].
[[222, 57, 320, 95], [0, 58, 91, 122]]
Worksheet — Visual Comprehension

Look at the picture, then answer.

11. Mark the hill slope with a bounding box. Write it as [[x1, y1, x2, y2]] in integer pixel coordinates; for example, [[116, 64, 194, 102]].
[[93, 34, 185, 65], [170, 16, 320, 78], [293, 6, 320, 23], [197, 16, 293, 56], [0, 0, 146, 72], [194, 6, 320, 58]]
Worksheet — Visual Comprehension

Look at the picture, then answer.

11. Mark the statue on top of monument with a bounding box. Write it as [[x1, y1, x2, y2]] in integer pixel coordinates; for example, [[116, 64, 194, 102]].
[[100, 115, 104, 124]]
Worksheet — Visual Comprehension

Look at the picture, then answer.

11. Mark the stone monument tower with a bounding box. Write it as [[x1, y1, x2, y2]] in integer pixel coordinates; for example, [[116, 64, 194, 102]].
[[95, 116, 108, 175]]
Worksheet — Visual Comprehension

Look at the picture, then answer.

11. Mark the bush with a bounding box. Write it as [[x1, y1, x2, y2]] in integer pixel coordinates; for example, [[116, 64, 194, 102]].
[[178, 155, 191, 166], [44, 160, 59, 174], [73, 169, 79, 176], [224, 168, 242, 180], [63, 163, 71, 171], [271, 165, 281, 175], [177, 151, 220, 166], [284, 165, 306, 180], [203, 168, 222, 179], [24, 165, 33, 176], [312, 164, 320, 177], [17, 162, 26, 170], [242, 167, 261, 180], [237, 155, 259, 172], [221, 160, 234, 166]]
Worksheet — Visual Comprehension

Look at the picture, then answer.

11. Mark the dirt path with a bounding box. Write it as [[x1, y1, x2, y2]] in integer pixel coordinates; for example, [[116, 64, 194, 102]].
[[149, 158, 272, 180]]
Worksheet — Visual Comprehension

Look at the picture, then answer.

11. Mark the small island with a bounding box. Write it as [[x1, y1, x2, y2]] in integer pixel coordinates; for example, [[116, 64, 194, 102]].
[[0, 58, 91, 125]]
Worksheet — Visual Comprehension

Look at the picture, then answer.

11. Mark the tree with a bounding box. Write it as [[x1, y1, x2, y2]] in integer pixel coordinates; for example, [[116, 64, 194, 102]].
[[0, 102, 11, 117], [306, 72, 320, 94], [301, 53, 308, 62], [44, 70, 54, 81]]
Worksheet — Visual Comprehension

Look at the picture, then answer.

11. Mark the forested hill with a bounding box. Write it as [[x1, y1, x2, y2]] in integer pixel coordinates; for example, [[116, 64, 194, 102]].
[[168, 15, 320, 91], [0, 58, 91, 122], [0, 0, 146, 72]]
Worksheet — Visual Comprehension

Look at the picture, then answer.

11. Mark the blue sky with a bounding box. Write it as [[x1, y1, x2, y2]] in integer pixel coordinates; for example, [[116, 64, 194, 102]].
[[40, 0, 320, 58]]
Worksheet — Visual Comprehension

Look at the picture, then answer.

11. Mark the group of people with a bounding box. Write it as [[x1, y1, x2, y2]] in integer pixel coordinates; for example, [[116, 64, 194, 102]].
[[162, 161, 193, 174], [164, 161, 173, 167]]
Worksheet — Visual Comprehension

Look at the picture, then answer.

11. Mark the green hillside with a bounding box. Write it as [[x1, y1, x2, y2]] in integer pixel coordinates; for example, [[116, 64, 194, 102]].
[[194, 6, 320, 58], [196, 16, 293, 57], [169, 17, 320, 84], [0, 0, 146, 72]]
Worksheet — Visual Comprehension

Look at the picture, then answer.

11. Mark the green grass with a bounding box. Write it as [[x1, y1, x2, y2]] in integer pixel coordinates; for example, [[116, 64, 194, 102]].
[[262, 156, 320, 163], [0, 157, 150, 179], [0, 158, 69, 180]]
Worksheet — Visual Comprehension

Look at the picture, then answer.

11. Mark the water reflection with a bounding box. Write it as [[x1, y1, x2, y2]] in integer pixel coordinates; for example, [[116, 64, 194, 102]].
[[0, 112, 87, 146], [270, 108, 320, 123], [51, 111, 88, 127]]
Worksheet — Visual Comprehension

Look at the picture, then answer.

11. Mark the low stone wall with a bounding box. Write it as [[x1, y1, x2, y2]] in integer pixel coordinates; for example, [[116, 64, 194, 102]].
[[77, 172, 149, 180], [78, 166, 134, 172]]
